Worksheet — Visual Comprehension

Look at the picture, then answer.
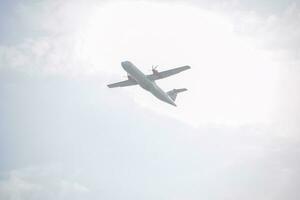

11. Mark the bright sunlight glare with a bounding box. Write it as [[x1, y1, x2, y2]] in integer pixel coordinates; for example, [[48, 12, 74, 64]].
[[79, 1, 280, 127]]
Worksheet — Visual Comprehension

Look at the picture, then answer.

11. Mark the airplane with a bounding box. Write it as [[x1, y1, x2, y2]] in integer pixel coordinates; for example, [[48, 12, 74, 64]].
[[107, 61, 191, 106]]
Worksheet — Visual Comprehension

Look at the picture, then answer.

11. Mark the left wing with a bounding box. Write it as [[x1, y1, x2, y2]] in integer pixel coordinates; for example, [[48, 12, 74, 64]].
[[147, 65, 191, 81], [107, 79, 137, 88]]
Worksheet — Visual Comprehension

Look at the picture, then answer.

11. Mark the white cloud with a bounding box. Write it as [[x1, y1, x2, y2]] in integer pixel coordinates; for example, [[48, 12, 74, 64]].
[[231, 2, 300, 60], [0, 126, 299, 200], [0, 165, 90, 200], [228, 2, 300, 136]]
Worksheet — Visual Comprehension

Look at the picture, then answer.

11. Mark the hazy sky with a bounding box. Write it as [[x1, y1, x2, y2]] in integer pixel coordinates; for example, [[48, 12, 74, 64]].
[[0, 0, 300, 199]]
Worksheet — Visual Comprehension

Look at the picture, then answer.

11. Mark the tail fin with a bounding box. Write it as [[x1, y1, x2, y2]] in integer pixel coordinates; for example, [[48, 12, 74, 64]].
[[167, 88, 188, 101]]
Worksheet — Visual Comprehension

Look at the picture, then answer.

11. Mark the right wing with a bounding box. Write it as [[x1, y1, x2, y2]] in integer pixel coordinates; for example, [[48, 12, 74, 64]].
[[107, 79, 137, 88], [147, 65, 191, 81]]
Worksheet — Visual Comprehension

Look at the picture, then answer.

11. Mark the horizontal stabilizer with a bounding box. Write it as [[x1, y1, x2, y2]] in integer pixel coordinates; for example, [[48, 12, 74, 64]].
[[167, 88, 188, 101]]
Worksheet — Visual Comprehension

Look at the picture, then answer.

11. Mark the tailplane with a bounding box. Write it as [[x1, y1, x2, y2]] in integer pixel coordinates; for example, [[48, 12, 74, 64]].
[[167, 88, 188, 101]]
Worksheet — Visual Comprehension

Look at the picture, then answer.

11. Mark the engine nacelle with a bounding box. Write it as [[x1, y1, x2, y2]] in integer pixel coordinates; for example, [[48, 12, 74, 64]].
[[152, 69, 159, 76], [127, 75, 133, 80]]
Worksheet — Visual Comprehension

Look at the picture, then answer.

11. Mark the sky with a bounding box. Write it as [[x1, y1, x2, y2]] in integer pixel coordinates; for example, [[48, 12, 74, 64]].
[[0, 0, 300, 199]]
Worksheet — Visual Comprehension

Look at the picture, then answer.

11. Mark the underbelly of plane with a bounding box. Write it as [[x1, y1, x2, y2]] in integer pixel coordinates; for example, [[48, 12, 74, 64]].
[[135, 78, 153, 92], [126, 68, 176, 106]]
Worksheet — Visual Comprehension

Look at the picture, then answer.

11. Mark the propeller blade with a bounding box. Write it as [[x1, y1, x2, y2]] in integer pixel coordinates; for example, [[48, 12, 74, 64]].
[[152, 65, 158, 70]]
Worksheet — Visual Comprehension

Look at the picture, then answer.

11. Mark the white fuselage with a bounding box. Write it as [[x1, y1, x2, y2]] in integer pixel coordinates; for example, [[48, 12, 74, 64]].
[[121, 61, 176, 106]]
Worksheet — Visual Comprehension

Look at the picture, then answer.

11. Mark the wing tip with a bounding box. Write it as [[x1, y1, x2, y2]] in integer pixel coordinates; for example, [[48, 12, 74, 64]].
[[107, 84, 115, 88], [180, 65, 191, 71]]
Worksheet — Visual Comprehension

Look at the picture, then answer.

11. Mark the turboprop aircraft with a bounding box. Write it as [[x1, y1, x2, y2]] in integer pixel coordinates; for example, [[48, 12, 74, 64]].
[[107, 61, 190, 106]]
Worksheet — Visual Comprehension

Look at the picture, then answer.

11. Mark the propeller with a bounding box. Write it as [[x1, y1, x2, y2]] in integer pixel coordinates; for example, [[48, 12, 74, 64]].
[[152, 65, 158, 70], [151, 65, 159, 75]]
